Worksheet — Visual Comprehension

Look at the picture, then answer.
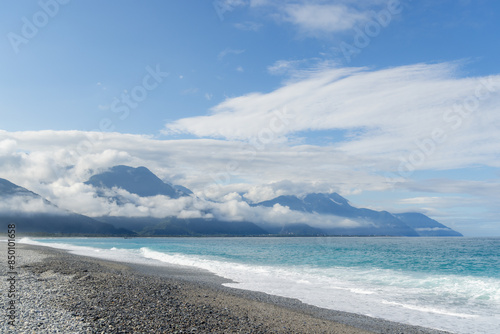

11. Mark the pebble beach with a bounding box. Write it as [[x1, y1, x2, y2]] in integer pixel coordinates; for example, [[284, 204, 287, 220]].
[[1, 242, 452, 334]]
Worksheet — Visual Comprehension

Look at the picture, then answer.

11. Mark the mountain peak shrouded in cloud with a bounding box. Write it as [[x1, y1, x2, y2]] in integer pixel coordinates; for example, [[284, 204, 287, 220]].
[[256, 192, 462, 237], [0, 178, 134, 235], [256, 192, 352, 212], [84, 165, 192, 198], [0, 178, 55, 212], [0, 178, 39, 198], [394, 213, 463, 237], [0, 168, 462, 236]]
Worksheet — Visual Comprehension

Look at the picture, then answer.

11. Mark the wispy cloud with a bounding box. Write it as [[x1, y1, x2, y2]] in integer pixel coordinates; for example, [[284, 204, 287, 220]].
[[267, 58, 339, 78], [243, 0, 391, 38], [218, 48, 245, 60], [267, 59, 304, 75], [398, 196, 443, 205], [164, 62, 500, 173], [405, 179, 500, 200], [234, 21, 262, 31], [181, 87, 199, 95], [283, 4, 370, 35]]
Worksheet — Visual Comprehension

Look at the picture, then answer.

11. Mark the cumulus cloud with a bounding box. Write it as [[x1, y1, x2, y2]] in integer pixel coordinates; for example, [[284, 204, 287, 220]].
[[0, 135, 372, 229], [0, 139, 17, 155]]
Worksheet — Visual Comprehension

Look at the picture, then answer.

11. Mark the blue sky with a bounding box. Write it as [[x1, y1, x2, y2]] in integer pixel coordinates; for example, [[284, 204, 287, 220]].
[[1, 0, 500, 236]]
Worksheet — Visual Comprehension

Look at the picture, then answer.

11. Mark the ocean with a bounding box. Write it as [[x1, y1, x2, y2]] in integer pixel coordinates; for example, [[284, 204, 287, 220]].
[[22, 237, 499, 334]]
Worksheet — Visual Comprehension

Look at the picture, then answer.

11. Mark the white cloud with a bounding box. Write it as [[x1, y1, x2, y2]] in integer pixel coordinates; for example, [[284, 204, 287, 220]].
[[414, 227, 451, 232], [1, 1, 498, 234], [283, 4, 369, 35], [0, 171, 362, 229], [0, 139, 17, 155], [267, 58, 339, 79], [267, 59, 303, 75], [0, 129, 380, 225], [243, 180, 342, 203], [234, 21, 262, 31], [206, 197, 363, 228], [218, 48, 245, 60], [0, 195, 62, 215], [398, 197, 442, 205], [405, 179, 500, 201], [244, 0, 392, 38], [163, 62, 500, 174]]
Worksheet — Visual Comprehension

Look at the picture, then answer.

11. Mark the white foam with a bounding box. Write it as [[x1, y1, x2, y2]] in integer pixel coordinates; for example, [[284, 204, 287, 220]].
[[20, 237, 161, 266], [139, 247, 500, 334], [381, 301, 479, 318], [23, 238, 500, 334]]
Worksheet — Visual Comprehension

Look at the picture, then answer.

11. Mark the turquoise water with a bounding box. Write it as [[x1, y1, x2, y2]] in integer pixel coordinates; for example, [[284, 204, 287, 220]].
[[24, 237, 500, 334]]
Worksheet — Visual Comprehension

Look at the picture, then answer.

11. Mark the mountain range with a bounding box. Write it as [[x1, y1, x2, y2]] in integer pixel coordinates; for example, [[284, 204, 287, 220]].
[[0, 178, 133, 236], [85, 165, 192, 198], [255, 193, 462, 236], [0, 165, 462, 237]]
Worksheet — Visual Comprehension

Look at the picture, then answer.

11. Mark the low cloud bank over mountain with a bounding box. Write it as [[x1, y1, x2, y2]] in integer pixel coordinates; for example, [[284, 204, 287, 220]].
[[1, 166, 462, 237]]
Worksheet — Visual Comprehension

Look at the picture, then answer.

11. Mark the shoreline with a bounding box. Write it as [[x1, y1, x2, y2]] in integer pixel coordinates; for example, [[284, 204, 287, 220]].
[[2, 242, 452, 333]]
